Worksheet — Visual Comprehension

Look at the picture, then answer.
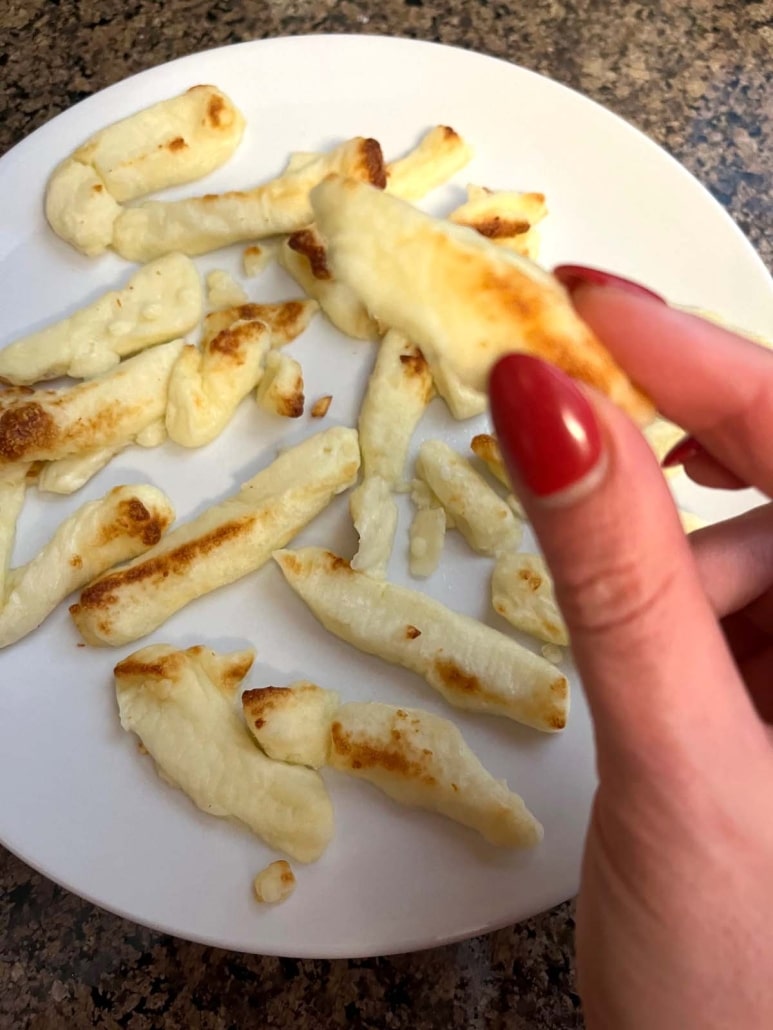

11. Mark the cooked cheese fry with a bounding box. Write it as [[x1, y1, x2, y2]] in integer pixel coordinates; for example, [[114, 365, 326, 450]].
[[256, 351, 305, 418], [350, 476, 398, 579], [70, 428, 360, 646], [166, 320, 271, 447], [431, 363, 487, 420], [470, 433, 508, 486], [242, 681, 340, 768], [72, 85, 244, 202], [0, 484, 174, 649], [114, 644, 333, 863], [45, 159, 124, 258], [0, 254, 201, 385], [279, 232, 380, 341], [680, 510, 707, 534], [408, 506, 446, 579], [311, 176, 653, 423], [253, 861, 296, 904], [0, 468, 27, 595], [416, 440, 522, 556], [202, 299, 318, 349], [491, 552, 568, 646], [0, 340, 184, 471], [46, 86, 245, 256], [112, 137, 387, 262], [470, 433, 526, 518], [274, 548, 569, 732], [358, 329, 434, 487], [449, 185, 547, 260], [644, 417, 685, 478], [206, 269, 248, 309], [385, 126, 473, 201], [330, 702, 543, 847], [38, 446, 122, 495]]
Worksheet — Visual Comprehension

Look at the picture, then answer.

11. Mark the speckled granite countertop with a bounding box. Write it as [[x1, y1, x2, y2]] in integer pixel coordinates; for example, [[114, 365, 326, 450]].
[[0, 1, 770, 1027]]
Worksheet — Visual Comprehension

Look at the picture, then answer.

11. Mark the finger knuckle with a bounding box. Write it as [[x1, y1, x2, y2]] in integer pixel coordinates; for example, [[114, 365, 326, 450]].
[[556, 554, 681, 640]]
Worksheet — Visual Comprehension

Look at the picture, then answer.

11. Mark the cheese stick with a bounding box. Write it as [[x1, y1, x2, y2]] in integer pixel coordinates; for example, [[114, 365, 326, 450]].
[[358, 329, 434, 487], [0, 255, 201, 385], [0, 340, 184, 470], [274, 548, 569, 732], [70, 428, 360, 646], [0, 484, 174, 649]]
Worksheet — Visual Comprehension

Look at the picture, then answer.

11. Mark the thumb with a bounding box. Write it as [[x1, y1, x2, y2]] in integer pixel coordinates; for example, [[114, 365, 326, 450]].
[[489, 354, 762, 775]]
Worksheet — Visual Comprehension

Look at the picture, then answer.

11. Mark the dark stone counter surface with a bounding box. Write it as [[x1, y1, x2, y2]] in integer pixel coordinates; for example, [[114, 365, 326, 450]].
[[1, 1, 770, 1027]]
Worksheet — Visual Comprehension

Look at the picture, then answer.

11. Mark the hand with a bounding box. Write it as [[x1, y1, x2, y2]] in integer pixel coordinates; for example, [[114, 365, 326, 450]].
[[488, 271, 773, 1030]]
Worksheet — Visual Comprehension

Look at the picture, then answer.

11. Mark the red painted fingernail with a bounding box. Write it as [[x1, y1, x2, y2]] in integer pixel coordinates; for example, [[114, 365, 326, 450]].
[[553, 264, 664, 303], [662, 435, 705, 468], [489, 355, 604, 499]]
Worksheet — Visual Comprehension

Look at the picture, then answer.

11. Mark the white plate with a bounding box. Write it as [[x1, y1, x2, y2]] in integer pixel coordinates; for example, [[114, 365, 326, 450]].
[[0, 35, 770, 959]]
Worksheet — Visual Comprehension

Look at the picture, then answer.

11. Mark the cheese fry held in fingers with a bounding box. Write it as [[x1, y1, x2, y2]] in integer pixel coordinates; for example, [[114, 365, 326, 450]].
[[70, 428, 360, 646], [0, 484, 174, 649], [274, 548, 569, 732]]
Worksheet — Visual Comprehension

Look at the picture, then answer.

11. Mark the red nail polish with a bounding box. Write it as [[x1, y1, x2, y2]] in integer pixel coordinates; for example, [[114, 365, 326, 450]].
[[489, 355, 603, 498], [553, 264, 664, 303], [662, 435, 705, 468]]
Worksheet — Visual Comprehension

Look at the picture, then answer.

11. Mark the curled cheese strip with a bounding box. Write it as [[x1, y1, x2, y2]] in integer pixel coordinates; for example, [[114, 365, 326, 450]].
[[0, 484, 175, 649], [45, 86, 245, 256]]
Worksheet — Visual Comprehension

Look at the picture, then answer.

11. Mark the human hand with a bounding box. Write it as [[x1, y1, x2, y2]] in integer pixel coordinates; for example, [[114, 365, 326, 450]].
[[488, 269, 773, 1030]]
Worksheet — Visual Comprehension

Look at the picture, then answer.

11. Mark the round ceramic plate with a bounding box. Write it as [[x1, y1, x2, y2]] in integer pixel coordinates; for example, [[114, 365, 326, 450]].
[[0, 35, 770, 958]]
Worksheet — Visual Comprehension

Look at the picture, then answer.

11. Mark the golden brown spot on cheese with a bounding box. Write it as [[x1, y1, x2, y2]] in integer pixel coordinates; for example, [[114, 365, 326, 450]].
[[433, 658, 483, 697], [114, 650, 187, 682], [451, 782, 459, 792], [461, 216, 531, 240], [441, 126, 459, 140], [288, 230, 332, 280], [326, 552, 351, 573], [242, 685, 289, 726], [98, 496, 168, 548], [398, 349, 430, 380], [167, 136, 187, 152], [69, 554, 83, 569], [359, 138, 387, 189], [206, 93, 227, 128], [276, 381, 305, 419], [244, 245, 262, 258], [92, 183, 104, 193], [280, 868, 295, 885], [277, 552, 302, 577], [518, 568, 543, 591], [209, 321, 262, 363], [310, 395, 332, 419], [405, 625, 421, 640], [76, 515, 258, 612], [331, 722, 436, 785], [0, 403, 56, 462]]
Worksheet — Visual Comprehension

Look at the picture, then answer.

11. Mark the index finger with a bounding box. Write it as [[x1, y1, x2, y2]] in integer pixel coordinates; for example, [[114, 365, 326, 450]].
[[567, 284, 773, 497]]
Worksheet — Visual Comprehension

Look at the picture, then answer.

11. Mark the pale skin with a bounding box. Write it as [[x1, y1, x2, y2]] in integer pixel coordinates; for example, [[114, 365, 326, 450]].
[[495, 288, 773, 1029]]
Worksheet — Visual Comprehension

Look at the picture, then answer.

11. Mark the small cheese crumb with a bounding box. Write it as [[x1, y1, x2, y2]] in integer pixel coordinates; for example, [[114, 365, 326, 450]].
[[206, 269, 249, 309], [243, 244, 275, 277], [310, 394, 332, 419], [541, 644, 564, 665], [253, 860, 296, 904]]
